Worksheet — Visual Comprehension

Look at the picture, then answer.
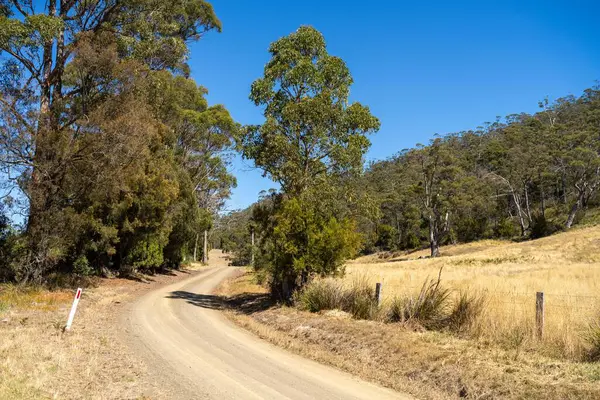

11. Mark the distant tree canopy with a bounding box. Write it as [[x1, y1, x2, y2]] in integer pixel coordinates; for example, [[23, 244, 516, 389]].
[[0, 0, 236, 282], [223, 85, 600, 265], [361, 87, 600, 257]]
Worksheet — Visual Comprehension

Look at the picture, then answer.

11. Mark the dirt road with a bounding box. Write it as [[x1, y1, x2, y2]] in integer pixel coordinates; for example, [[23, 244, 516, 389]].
[[126, 250, 411, 399]]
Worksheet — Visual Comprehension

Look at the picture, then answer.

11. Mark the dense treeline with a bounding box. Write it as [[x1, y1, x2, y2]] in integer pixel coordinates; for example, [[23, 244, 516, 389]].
[[0, 0, 236, 282], [363, 87, 600, 256], [221, 85, 600, 280]]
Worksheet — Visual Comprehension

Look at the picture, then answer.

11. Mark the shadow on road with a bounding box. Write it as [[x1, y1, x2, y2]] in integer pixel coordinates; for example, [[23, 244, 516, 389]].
[[166, 291, 273, 315]]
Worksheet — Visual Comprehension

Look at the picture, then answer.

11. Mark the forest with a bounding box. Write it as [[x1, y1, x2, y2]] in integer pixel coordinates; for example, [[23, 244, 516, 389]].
[[0, 0, 236, 283], [217, 83, 600, 282], [1, 1, 599, 302]]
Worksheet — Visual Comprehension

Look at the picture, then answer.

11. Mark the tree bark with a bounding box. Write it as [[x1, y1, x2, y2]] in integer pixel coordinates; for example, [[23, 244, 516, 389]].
[[193, 233, 198, 261], [566, 191, 585, 229], [202, 229, 208, 264], [429, 218, 440, 257]]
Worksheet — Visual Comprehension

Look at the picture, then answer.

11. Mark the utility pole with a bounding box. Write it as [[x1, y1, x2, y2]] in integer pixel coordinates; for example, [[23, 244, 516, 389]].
[[193, 233, 198, 262], [202, 229, 208, 264]]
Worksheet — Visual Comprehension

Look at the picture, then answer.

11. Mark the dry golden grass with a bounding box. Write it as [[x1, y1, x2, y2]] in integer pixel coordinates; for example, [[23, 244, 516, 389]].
[[347, 225, 600, 359], [217, 270, 600, 400], [0, 282, 148, 399], [0, 269, 203, 399]]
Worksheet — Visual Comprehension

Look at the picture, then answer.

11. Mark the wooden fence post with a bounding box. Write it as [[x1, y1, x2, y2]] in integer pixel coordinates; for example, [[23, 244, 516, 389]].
[[536, 291, 544, 339], [375, 283, 383, 306]]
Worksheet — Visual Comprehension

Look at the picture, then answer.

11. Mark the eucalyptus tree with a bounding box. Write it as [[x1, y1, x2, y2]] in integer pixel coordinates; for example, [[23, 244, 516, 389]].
[[238, 26, 379, 299], [0, 0, 222, 279]]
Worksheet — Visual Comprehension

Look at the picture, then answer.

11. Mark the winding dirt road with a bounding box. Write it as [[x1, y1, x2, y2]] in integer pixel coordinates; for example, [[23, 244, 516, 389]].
[[126, 250, 411, 399]]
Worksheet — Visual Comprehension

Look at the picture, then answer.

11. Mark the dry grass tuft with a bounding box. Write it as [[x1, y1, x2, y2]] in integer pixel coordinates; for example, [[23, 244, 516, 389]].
[[296, 274, 378, 320]]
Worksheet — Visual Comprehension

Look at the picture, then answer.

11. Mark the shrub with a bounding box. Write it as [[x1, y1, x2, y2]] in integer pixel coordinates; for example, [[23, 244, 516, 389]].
[[375, 224, 398, 251], [254, 195, 362, 301], [494, 218, 519, 238], [73, 255, 93, 276]]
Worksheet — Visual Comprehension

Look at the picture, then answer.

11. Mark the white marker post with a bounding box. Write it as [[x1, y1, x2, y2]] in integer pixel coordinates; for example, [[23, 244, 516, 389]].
[[65, 288, 82, 331]]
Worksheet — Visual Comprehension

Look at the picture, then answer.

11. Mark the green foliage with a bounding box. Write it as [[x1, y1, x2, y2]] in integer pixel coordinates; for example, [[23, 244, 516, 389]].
[[238, 26, 379, 195], [238, 26, 377, 300], [254, 195, 361, 300], [494, 218, 519, 239], [375, 224, 398, 251], [73, 256, 92, 277], [0, 0, 235, 282], [530, 213, 561, 239], [359, 87, 600, 255]]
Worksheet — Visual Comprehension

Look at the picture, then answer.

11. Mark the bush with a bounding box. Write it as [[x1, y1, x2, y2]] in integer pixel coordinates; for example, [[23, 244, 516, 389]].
[[254, 195, 361, 301], [375, 224, 398, 251], [530, 213, 562, 239], [73, 255, 93, 276], [494, 218, 519, 238]]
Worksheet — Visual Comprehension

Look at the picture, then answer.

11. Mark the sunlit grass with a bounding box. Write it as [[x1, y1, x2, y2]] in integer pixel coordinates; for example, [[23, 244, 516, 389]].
[[346, 225, 600, 360]]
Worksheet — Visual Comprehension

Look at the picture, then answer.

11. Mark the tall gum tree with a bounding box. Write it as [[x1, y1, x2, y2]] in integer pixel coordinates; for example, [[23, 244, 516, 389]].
[[238, 26, 380, 299]]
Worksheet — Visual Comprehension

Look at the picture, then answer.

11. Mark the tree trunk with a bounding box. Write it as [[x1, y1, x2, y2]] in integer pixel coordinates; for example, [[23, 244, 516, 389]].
[[561, 172, 568, 204], [539, 174, 546, 218], [251, 229, 255, 267], [566, 192, 584, 229], [429, 218, 440, 258], [524, 185, 533, 224], [202, 229, 208, 264], [193, 233, 198, 261], [511, 191, 527, 236]]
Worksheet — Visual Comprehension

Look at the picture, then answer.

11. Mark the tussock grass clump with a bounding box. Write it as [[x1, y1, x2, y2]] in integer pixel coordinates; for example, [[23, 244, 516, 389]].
[[584, 321, 600, 361], [296, 275, 378, 320], [298, 271, 485, 332], [385, 282, 484, 333], [344, 275, 378, 319], [296, 278, 345, 312], [447, 291, 486, 334], [400, 278, 452, 329]]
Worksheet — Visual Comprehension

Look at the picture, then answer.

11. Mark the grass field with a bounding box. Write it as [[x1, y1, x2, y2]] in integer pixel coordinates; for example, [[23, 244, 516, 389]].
[[346, 226, 600, 360]]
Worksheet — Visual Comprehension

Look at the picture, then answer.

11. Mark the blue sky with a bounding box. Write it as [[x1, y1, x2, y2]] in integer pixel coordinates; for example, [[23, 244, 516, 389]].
[[187, 0, 600, 211]]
